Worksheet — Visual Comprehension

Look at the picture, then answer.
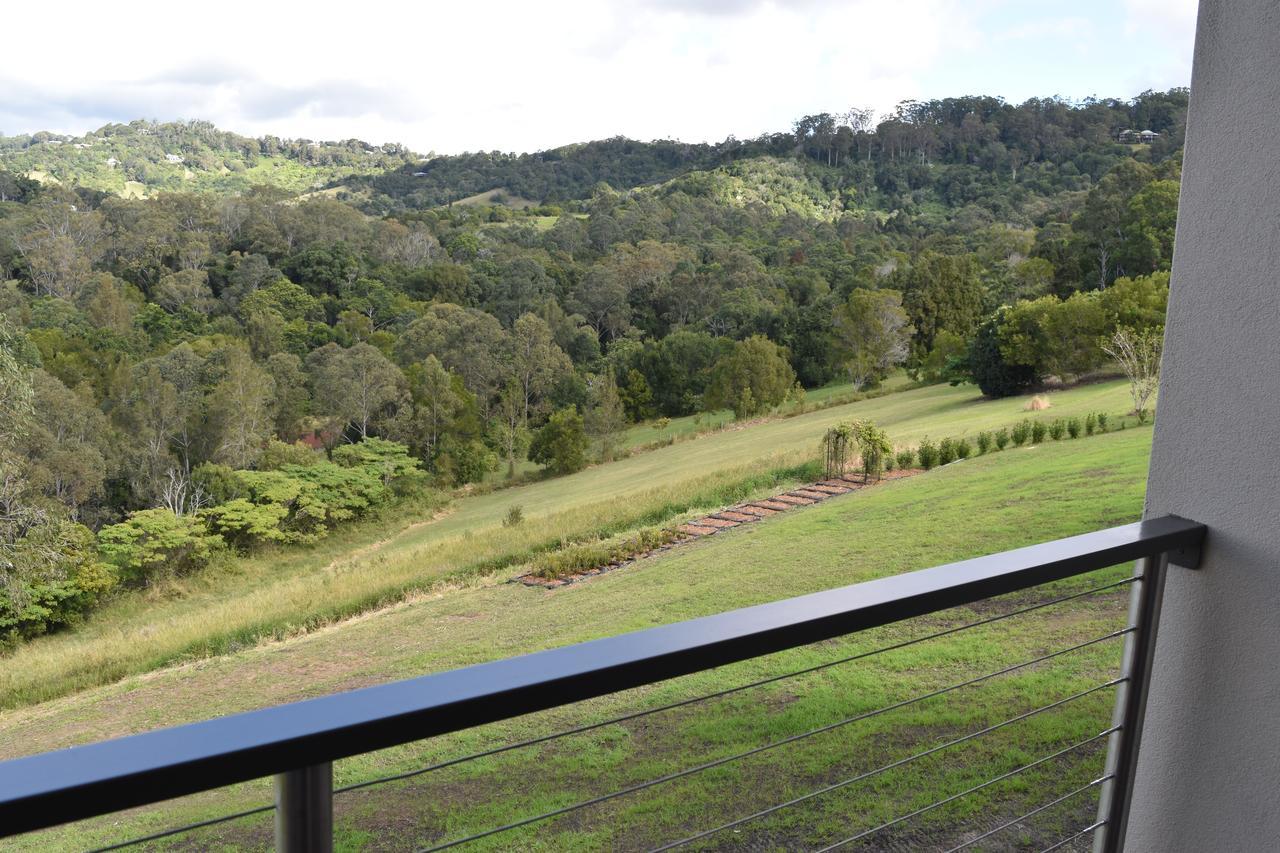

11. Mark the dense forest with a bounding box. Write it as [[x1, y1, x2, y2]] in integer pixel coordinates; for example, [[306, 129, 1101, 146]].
[[0, 90, 1183, 642]]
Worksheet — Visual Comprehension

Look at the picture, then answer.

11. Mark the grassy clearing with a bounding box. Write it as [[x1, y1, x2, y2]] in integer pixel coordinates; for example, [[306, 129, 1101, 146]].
[[480, 375, 909, 483], [0, 380, 1132, 711], [613, 374, 918, 456], [452, 187, 539, 208], [3, 426, 1153, 850]]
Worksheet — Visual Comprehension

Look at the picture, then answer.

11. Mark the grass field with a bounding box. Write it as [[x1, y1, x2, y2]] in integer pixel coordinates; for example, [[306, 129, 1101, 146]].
[[453, 187, 540, 208], [484, 375, 912, 483], [2, 424, 1153, 850], [0, 379, 1134, 711]]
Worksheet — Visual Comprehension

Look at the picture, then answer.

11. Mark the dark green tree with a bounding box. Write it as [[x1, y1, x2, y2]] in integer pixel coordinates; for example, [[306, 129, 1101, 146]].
[[705, 335, 796, 419], [528, 407, 589, 475]]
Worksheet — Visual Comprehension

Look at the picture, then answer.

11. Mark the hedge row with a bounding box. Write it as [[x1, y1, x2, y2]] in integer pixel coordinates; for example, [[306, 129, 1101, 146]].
[[888, 412, 1117, 472]]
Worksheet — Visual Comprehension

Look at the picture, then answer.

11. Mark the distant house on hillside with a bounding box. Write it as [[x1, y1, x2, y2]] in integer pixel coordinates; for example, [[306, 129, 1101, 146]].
[[1116, 128, 1160, 144], [105, 157, 119, 167], [165, 153, 184, 164]]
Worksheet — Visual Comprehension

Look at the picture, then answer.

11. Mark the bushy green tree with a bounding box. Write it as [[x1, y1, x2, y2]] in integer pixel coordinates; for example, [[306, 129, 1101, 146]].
[[0, 519, 114, 644], [1000, 293, 1108, 381], [200, 499, 289, 547], [705, 335, 796, 419], [620, 368, 656, 422], [97, 508, 223, 584], [636, 330, 729, 416], [833, 289, 912, 388], [896, 252, 984, 352], [1098, 271, 1170, 331], [331, 437, 424, 490], [1117, 180, 1180, 276], [528, 407, 589, 475], [962, 308, 1038, 398]]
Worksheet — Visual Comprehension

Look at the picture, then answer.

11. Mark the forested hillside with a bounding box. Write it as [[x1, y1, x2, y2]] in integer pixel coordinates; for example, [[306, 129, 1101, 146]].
[[0, 90, 1183, 643], [345, 90, 1186, 211], [0, 120, 417, 198]]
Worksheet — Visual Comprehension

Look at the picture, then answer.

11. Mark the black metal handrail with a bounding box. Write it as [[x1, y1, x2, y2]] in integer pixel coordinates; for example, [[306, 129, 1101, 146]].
[[0, 515, 1204, 849]]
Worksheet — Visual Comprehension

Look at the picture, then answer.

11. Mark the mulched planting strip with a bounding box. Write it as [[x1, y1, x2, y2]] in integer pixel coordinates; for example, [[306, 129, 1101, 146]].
[[519, 468, 922, 588]]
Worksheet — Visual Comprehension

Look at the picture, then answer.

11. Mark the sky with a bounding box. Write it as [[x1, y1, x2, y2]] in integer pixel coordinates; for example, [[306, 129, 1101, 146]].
[[0, 0, 1198, 156]]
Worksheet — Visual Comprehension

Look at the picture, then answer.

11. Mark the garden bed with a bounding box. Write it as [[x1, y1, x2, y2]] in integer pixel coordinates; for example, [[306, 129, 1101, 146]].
[[517, 468, 921, 588]]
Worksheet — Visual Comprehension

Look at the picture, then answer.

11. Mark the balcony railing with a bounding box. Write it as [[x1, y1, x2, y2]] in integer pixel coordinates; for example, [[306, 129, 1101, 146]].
[[0, 515, 1204, 852]]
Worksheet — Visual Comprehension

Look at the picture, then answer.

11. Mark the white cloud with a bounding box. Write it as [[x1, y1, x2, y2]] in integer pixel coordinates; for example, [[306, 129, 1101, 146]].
[[1120, 0, 1198, 91], [0, 0, 1190, 154]]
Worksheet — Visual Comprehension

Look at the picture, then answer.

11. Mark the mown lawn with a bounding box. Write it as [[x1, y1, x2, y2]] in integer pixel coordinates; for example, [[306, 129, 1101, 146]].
[[3, 425, 1153, 850], [0, 380, 1132, 711], [482, 375, 909, 483]]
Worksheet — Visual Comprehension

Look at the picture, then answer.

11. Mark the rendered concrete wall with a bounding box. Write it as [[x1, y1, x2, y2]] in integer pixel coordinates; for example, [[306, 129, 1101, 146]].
[[1129, 0, 1280, 849]]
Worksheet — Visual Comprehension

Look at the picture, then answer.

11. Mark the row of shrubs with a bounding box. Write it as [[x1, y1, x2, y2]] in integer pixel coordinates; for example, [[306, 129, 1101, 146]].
[[886, 412, 1115, 472], [96, 438, 438, 588]]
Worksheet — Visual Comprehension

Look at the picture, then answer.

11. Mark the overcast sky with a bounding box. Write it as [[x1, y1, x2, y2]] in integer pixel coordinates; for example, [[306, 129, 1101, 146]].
[[0, 0, 1197, 155]]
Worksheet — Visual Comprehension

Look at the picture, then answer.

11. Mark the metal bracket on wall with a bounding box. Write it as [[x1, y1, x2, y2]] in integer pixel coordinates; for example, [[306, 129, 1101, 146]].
[[1166, 517, 1203, 569]]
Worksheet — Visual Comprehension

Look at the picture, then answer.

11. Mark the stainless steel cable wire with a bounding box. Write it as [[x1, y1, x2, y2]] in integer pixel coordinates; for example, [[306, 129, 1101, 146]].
[[645, 679, 1123, 851], [338, 575, 1137, 796], [87, 803, 274, 852], [413, 637, 1128, 853], [814, 741, 1117, 851], [1037, 819, 1107, 852], [942, 775, 1113, 853]]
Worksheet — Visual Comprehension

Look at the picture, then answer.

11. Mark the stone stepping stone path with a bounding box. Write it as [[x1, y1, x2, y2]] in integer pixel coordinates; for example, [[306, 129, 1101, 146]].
[[520, 469, 920, 588]]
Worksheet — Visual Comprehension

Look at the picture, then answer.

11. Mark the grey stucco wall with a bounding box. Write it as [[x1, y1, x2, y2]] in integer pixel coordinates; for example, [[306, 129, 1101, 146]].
[[1128, 0, 1280, 849]]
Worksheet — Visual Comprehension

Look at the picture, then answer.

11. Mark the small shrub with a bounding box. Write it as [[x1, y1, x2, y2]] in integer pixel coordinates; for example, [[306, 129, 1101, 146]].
[[917, 438, 939, 470], [1031, 420, 1047, 444], [896, 449, 915, 469], [1085, 412, 1097, 436], [1067, 417, 1082, 438], [1096, 412, 1109, 431], [937, 437, 957, 465], [852, 419, 893, 481], [1049, 419, 1066, 440], [953, 438, 972, 459], [976, 431, 992, 454], [1011, 420, 1031, 446], [994, 428, 1010, 450], [884, 454, 895, 472], [653, 417, 671, 430], [503, 505, 524, 527]]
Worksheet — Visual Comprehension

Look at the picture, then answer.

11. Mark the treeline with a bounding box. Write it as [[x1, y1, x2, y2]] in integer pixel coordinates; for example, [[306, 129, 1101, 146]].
[[0, 89, 1184, 645], [349, 90, 1186, 212]]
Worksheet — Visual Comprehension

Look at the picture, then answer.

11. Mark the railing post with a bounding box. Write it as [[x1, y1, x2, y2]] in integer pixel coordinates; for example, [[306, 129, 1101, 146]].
[[274, 762, 333, 853], [1094, 554, 1169, 853]]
